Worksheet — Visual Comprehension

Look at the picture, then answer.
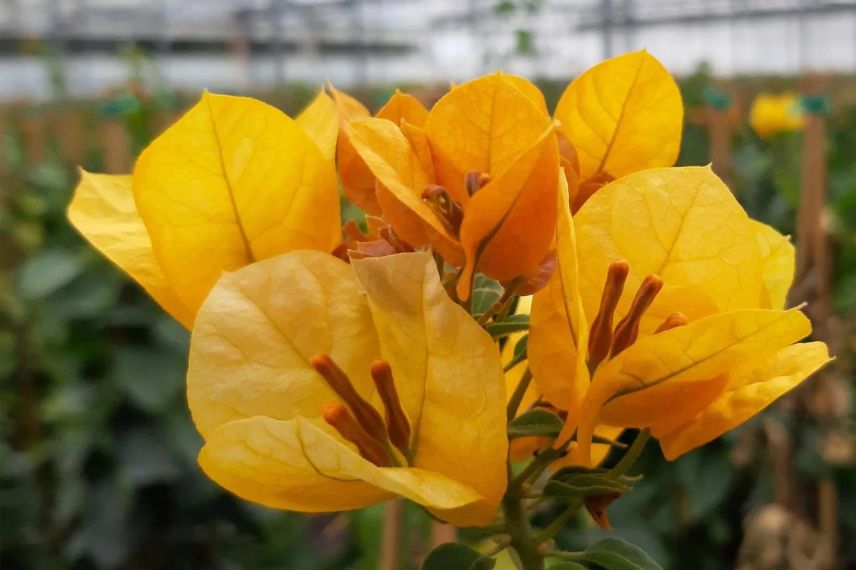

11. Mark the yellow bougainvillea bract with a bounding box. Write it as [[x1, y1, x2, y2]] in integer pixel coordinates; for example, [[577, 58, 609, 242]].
[[68, 92, 341, 327], [530, 166, 830, 462], [188, 251, 507, 526]]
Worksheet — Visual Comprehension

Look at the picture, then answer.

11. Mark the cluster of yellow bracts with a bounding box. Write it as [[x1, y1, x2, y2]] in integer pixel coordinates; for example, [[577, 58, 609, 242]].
[[67, 51, 829, 527]]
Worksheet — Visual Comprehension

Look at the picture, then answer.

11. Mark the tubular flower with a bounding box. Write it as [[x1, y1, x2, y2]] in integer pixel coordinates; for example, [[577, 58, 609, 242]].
[[67, 91, 341, 328], [344, 73, 561, 300], [749, 91, 805, 139], [554, 50, 683, 212], [503, 296, 622, 468], [529, 165, 830, 463], [187, 250, 508, 526]]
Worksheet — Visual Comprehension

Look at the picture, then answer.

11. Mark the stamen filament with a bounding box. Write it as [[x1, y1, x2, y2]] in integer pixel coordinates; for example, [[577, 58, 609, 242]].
[[610, 275, 664, 356], [588, 260, 630, 369], [322, 403, 389, 467], [370, 360, 412, 455], [311, 353, 387, 442]]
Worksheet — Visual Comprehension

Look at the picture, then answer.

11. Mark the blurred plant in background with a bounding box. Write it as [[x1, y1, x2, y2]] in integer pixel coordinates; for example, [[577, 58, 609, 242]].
[[1, 47, 853, 569]]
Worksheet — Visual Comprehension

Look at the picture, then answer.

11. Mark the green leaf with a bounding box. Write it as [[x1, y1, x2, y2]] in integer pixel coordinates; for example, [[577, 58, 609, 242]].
[[471, 275, 504, 317], [486, 314, 529, 337], [504, 334, 529, 371], [508, 409, 563, 439], [113, 348, 184, 413], [549, 563, 588, 570], [579, 537, 663, 570], [544, 474, 631, 499], [16, 249, 83, 299], [422, 543, 496, 570]]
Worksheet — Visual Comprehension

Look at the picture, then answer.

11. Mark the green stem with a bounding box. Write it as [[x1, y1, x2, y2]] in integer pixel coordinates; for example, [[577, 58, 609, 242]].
[[534, 429, 651, 543], [607, 428, 650, 478], [534, 499, 582, 543], [507, 447, 561, 495], [506, 368, 532, 421], [502, 492, 544, 570]]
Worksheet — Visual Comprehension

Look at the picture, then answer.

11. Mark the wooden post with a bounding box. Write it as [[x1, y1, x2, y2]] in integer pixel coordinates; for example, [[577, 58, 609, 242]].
[[429, 521, 458, 549], [100, 118, 131, 174], [795, 73, 837, 570], [704, 85, 733, 188], [19, 111, 46, 166], [379, 500, 403, 570], [54, 108, 86, 166]]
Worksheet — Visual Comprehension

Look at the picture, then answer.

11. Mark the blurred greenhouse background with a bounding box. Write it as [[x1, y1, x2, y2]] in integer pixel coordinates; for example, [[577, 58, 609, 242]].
[[1, 1, 855, 569]]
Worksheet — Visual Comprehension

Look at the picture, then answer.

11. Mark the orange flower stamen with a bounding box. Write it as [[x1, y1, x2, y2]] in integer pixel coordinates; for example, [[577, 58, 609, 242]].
[[655, 312, 689, 334], [370, 360, 411, 455], [322, 403, 389, 467], [588, 260, 630, 369], [610, 275, 664, 356], [310, 353, 387, 442]]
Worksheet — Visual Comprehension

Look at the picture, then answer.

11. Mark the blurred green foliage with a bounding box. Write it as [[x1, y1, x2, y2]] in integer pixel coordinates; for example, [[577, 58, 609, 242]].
[[1, 62, 854, 569]]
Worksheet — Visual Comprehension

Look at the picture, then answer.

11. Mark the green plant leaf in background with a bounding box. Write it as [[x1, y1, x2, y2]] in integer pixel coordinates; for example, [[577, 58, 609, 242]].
[[423, 543, 496, 570]]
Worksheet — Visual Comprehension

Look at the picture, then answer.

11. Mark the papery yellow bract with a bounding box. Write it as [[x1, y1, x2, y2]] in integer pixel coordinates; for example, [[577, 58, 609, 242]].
[[68, 171, 195, 327], [529, 165, 830, 463], [749, 92, 804, 139], [68, 92, 341, 327], [188, 251, 508, 526], [296, 89, 339, 160], [347, 73, 561, 299], [554, 50, 683, 210], [330, 84, 382, 214]]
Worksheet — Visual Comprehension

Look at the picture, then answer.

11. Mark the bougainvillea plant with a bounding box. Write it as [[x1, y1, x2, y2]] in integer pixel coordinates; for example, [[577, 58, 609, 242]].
[[67, 50, 830, 569]]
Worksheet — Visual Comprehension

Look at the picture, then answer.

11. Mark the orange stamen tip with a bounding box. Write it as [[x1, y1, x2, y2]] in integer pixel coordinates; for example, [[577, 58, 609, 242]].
[[321, 402, 347, 424], [609, 259, 630, 279], [310, 353, 333, 371], [370, 359, 392, 379], [639, 274, 664, 294], [421, 184, 449, 202], [655, 312, 689, 333], [465, 170, 491, 196]]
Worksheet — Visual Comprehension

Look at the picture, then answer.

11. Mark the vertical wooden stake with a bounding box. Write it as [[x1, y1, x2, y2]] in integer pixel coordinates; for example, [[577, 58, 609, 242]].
[[796, 73, 837, 570], [55, 109, 86, 166], [706, 97, 733, 187], [429, 521, 457, 549], [380, 500, 403, 570], [706, 106, 732, 185], [100, 118, 131, 174], [19, 112, 46, 166]]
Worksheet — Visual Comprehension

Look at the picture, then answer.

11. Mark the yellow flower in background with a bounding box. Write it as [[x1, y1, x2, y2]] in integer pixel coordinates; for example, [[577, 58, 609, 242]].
[[345, 73, 560, 300], [68, 92, 341, 327], [749, 91, 805, 139], [187, 251, 507, 526], [553, 50, 684, 211], [529, 165, 830, 463]]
